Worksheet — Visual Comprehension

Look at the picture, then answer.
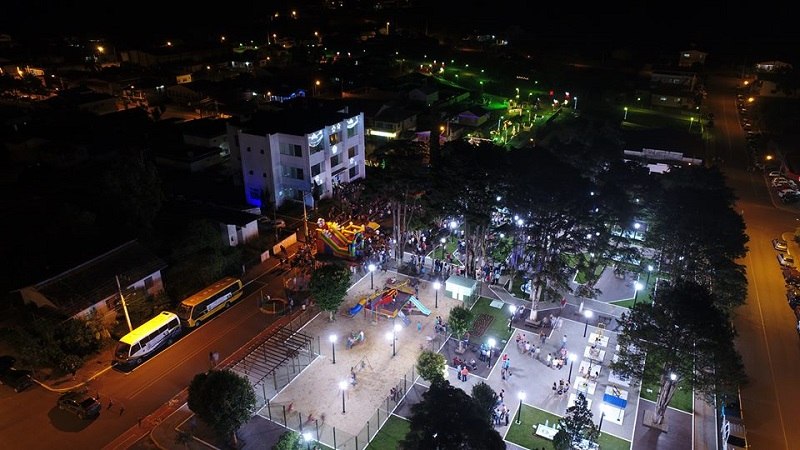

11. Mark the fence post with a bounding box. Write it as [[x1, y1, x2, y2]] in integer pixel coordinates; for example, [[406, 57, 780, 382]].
[[282, 405, 286, 426], [315, 419, 319, 440], [262, 383, 268, 410], [267, 398, 272, 420], [403, 374, 407, 393], [273, 370, 278, 390], [298, 412, 303, 432], [367, 420, 371, 440], [333, 427, 336, 449]]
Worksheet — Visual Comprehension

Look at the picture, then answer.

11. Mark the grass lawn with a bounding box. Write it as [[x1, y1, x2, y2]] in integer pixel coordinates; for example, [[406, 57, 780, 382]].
[[506, 404, 630, 450], [575, 264, 605, 285], [430, 237, 462, 264], [469, 297, 514, 344], [366, 414, 410, 450], [639, 377, 693, 413]]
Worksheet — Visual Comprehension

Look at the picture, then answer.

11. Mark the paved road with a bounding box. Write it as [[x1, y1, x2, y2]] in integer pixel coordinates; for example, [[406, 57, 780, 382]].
[[707, 72, 800, 450]]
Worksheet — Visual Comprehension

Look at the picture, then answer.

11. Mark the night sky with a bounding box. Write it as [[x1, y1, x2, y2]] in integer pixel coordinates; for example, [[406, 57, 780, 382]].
[[1, 1, 797, 64]]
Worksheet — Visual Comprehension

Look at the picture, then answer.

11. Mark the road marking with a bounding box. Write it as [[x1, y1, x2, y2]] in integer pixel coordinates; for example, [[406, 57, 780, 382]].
[[745, 249, 789, 449]]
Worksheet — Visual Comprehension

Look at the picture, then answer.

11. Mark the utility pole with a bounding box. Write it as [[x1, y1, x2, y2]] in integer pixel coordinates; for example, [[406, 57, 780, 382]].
[[116, 275, 133, 332]]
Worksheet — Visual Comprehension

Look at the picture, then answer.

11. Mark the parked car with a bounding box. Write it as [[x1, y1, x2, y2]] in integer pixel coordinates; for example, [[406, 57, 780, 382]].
[[778, 252, 795, 267], [57, 390, 102, 419], [773, 238, 788, 251], [0, 366, 33, 393]]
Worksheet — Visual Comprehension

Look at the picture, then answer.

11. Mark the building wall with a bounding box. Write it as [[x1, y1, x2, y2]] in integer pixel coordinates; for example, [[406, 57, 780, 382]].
[[238, 113, 366, 208], [221, 221, 259, 246]]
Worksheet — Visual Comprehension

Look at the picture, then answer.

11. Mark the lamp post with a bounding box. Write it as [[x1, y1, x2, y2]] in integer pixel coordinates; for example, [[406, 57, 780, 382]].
[[329, 334, 337, 364], [387, 323, 401, 357], [508, 305, 517, 331], [633, 281, 644, 307], [583, 310, 593, 337], [313, 80, 320, 96], [302, 432, 312, 450], [433, 281, 441, 309], [624, 106, 628, 120], [646, 264, 654, 289], [439, 237, 446, 259], [368, 263, 376, 290], [567, 353, 577, 382], [487, 338, 496, 368], [515, 391, 526, 424], [339, 381, 347, 414], [574, 96, 578, 110], [598, 410, 606, 433], [689, 116, 695, 131]]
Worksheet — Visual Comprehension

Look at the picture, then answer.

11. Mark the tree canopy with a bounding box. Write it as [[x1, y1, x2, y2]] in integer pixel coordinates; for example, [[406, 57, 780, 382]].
[[611, 280, 747, 423], [401, 381, 505, 450], [417, 350, 447, 384], [553, 392, 599, 450], [448, 306, 474, 352], [187, 369, 257, 445], [309, 263, 351, 320]]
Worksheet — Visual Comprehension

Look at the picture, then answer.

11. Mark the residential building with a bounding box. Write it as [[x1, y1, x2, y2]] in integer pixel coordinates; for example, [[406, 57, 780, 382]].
[[678, 50, 707, 68], [227, 105, 366, 208], [14, 240, 167, 324]]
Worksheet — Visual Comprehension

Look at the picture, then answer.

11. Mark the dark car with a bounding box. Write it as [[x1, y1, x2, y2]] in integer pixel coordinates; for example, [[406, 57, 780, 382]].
[[57, 391, 101, 419], [0, 366, 34, 393]]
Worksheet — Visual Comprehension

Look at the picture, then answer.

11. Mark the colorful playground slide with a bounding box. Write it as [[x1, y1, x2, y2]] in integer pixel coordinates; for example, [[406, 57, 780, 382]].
[[348, 301, 364, 316], [319, 230, 352, 258], [407, 296, 432, 316]]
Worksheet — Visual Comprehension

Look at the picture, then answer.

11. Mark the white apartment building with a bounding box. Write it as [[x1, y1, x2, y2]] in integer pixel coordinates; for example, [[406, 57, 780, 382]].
[[227, 106, 365, 209]]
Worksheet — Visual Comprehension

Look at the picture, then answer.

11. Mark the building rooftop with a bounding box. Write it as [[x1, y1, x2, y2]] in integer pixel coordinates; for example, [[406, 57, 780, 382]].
[[233, 103, 359, 136]]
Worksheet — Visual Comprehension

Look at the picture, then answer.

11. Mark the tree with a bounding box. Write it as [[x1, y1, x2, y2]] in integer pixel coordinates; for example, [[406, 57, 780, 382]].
[[187, 369, 257, 446], [401, 381, 505, 450], [553, 392, 599, 450], [309, 263, 351, 320], [470, 382, 498, 426], [416, 350, 446, 384], [447, 305, 474, 353], [272, 430, 302, 450], [610, 280, 747, 426]]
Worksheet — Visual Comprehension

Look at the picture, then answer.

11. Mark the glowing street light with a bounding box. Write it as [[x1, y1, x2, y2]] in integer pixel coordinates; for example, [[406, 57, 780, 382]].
[[633, 281, 644, 307], [329, 334, 337, 364], [515, 391, 526, 424], [583, 310, 594, 337], [624, 106, 628, 120], [386, 323, 402, 356], [433, 281, 441, 309], [339, 381, 348, 414], [487, 338, 496, 368], [508, 305, 517, 331], [567, 353, 578, 382], [368, 263, 376, 289], [302, 431, 312, 450]]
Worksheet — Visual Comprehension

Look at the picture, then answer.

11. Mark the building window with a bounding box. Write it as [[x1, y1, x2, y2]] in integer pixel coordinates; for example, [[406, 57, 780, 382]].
[[311, 163, 322, 177], [347, 126, 357, 138], [263, 172, 267, 177], [331, 154, 340, 167], [329, 132, 341, 145], [144, 277, 154, 290], [349, 165, 359, 178], [282, 166, 304, 180], [279, 142, 303, 157], [310, 141, 324, 154], [348, 145, 357, 158], [246, 146, 251, 152], [260, 149, 264, 154], [249, 170, 253, 175]]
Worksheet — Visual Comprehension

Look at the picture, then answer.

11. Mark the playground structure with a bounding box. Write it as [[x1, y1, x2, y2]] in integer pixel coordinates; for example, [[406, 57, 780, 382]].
[[316, 220, 378, 259], [346, 279, 432, 324]]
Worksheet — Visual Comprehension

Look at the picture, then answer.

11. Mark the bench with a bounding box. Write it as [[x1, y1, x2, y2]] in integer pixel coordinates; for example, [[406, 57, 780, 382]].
[[524, 318, 543, 329]]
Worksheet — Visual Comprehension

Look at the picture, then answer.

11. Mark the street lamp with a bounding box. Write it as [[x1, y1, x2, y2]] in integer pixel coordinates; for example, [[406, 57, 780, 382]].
[[368, 263, 376, 290], [633, 281, 644, 307], [689, 116, 695, 131], [624, 106, 628, 120], [339, 381, 347, 414], [583, 310, 593, 337], [508, 305, 517, 331], [329, 334, 337, 364], [439, 237, 446, 259], [515, 391, 526, 424], [302, 431, 312, 450], [598, 409, 606, 433], [646, 264, 654, 289], [567, 353, 577, 382], [487, 338, 496, 368], [433, 281, 441, 308], [574, 96, 578, 110], [313, 80, 320, 96], [387, 323, 401, 357]]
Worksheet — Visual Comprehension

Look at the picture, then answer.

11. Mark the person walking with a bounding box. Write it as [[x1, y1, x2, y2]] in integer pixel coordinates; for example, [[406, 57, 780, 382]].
[[460, 365, 469, 382]]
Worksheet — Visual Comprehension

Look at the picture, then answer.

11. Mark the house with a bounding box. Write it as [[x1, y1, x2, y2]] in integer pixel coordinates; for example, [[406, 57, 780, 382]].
[[650, 69, 698, 92], [170, 202, 261, 246], [408, 85, 439, 106], [15, 241, 167, 324], [456, 106, 491, 127], [227, 103, 366, 209], [755, 60, 793, 72], [368, 105, 418, 139], [678, 50, 707, 68]]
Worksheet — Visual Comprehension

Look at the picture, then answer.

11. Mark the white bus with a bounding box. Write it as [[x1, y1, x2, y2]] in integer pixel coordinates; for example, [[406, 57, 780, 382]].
[[115, 311, 182, 366], [177, 277, 244, 328]]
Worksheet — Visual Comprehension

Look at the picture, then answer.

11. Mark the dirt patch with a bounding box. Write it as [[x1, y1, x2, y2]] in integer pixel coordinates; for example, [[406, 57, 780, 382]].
[[469, 313, 493, 338]]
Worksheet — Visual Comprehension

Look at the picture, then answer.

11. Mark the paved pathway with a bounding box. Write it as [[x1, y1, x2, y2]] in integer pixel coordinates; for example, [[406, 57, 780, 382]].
[[116, 253, 700, 450]]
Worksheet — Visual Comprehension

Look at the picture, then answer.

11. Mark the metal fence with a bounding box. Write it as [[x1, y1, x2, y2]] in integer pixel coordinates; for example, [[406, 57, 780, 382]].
[[260, 365, 418, 450]]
